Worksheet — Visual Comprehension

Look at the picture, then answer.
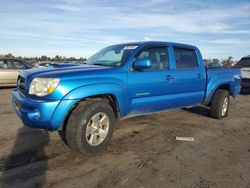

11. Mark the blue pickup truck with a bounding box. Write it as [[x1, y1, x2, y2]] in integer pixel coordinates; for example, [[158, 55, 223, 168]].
[[12, 41, 241, 154]]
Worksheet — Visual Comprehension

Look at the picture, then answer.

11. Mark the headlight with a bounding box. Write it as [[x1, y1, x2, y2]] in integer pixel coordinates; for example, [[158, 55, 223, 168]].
[[29, 78, 60, 96]]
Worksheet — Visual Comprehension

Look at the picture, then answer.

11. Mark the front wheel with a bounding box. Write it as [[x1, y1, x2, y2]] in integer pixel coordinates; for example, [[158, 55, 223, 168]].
[[65, 99, 115, 155], [210, 89, 230, 119]]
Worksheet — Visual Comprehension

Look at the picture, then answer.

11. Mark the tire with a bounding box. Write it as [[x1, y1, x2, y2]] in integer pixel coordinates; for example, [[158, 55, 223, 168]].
[[65, 99, 116, 155], [58, 130, 68, 146], [210, 89, 230, 119]]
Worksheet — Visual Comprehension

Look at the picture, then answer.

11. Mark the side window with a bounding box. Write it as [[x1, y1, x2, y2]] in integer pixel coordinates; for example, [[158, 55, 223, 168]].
[[135, 47, 170, 71], [11, 60, 26, 69], [0, 60, 5, 69], [0, 60, 12, 69], [174, 48, 198, 69]]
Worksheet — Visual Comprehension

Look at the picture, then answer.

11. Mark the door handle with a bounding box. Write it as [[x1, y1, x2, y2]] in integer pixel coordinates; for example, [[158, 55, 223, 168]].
[[166, 75, 174, 81], [197, 74, 201, 78]]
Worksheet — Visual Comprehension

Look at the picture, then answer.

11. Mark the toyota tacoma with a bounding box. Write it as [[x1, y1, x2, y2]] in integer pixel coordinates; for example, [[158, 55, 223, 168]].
[[12, 41, 242, 155]]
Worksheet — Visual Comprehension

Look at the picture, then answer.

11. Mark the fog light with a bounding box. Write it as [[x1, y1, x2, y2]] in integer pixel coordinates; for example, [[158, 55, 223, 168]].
[[28, 109, 40, 121]]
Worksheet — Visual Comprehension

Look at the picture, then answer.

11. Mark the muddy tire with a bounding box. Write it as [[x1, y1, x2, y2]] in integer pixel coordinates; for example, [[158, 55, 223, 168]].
[[210, 89, 230, 119], [65, 99, 115, 155], [58, 130, 68, 146]]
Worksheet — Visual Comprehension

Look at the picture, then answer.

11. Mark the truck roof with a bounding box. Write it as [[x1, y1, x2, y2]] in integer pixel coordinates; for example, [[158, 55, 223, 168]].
[[117, 41, 198, 50]]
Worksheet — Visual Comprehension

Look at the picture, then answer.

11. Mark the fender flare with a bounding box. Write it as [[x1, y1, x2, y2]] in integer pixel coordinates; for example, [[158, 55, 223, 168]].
[[203, 79, 235, 105], [49, 83, 127, 130]]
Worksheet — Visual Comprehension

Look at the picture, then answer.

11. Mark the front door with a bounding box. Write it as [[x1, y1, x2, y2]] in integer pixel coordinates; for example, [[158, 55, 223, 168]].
[[127, 46, 174, 115]]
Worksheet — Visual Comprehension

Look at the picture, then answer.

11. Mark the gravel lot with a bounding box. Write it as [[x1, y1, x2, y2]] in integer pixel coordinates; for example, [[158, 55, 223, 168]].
[[0, 88, 249, 188]]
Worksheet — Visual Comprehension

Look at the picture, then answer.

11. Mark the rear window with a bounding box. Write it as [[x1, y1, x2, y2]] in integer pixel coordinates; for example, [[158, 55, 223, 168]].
[[174, 48, 198, 69], [235, 58, 250, 68]]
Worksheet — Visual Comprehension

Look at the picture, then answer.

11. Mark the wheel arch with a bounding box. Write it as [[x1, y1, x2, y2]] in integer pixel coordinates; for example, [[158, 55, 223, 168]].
[[51, 82, 127, 131], [59, 94, 120, 132], [217, 84, 231, 92], [203, 82, 234, 106], [210, 84, 230, 105]]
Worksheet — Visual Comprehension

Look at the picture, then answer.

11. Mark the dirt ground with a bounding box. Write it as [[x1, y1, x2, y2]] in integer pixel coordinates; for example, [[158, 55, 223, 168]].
[[0, 88, 249, 188]]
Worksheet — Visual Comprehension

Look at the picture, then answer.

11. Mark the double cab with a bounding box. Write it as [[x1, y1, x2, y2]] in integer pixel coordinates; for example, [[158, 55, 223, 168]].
[[12, 41, 241, 155]]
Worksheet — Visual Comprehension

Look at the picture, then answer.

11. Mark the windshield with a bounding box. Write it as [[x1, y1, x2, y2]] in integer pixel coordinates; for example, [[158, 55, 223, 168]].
[[24, 62, 34, 68], [85, 44, 138, 67]]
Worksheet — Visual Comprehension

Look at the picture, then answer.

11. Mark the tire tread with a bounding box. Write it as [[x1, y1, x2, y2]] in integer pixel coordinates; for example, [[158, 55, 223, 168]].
[[210, 89, 229, 119]]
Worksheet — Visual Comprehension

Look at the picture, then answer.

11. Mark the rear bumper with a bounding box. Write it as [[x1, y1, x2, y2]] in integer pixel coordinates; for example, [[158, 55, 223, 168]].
[[12, 88, 78, 131], [241, 78, 250, 88]]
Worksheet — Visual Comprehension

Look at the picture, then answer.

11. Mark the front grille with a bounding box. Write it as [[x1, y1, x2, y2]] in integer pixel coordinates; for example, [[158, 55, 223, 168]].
[[17, 76, 26, 95]]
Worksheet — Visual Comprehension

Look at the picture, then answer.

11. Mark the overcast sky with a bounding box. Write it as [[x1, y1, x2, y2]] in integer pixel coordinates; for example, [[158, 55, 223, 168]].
[[0, 0, 249, 60]]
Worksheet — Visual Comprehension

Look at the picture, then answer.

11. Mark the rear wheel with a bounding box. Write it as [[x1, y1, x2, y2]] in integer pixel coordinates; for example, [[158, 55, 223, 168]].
[[210, 89, 230, 119], [65, 99, 115, 155]]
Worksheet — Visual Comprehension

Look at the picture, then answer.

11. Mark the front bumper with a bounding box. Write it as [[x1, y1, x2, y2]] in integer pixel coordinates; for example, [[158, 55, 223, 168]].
[[12, 88, 78, 131], [241, 78, 250, 88]]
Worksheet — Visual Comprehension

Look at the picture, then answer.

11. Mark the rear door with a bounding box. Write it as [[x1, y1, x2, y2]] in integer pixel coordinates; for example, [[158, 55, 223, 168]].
[[127, 45, 175, 113], [171, 47, 206, 107], [0, 60, 17, 85]]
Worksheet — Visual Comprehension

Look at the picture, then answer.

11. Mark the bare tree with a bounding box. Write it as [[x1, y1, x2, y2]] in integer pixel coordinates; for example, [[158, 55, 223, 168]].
[[222, 56, 234, 68]]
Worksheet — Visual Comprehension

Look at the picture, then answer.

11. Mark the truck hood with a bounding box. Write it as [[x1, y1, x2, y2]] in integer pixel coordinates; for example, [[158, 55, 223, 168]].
[[18, 63, 126, 100], [22, 64, 116, 80]]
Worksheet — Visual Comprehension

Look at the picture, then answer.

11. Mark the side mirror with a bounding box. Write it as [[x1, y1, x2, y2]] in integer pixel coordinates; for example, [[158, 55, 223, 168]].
[[134, 59, 152, 71]]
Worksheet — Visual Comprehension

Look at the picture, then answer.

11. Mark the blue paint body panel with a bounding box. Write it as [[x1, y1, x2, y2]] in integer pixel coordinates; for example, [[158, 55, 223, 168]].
[[12, 41, 242, 131]]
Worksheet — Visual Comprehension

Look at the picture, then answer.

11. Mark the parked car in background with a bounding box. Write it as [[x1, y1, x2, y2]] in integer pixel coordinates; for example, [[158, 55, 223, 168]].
[[235, 55, 250, 89], [12, 41, 241, 155], [76, 61, 87, 64], [205, 62, 222, 68], [0, 58, 33, 87], [34, 62, 54, 68]]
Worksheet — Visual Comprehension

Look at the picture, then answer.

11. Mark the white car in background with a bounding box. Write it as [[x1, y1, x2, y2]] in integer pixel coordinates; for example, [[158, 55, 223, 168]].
[[0, 58, 33, 87], [235, 56, 250, 89]]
